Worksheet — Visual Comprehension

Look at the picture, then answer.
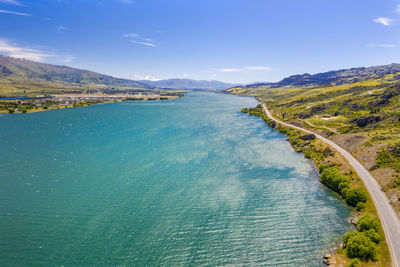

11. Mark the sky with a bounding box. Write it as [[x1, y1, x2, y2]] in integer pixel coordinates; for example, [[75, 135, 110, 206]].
[[0, 0, 399, 84]]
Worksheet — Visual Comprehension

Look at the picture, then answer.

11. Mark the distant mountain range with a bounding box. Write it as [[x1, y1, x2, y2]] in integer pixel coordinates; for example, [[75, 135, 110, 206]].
[[0, 55, 238, 94], [3, 54, 398, 96], [237, 63, 400, 90], [139, 79, 239, 91]]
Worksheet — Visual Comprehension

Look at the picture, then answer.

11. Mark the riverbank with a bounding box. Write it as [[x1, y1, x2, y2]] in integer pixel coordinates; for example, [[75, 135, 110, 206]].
[[0, 93, 183, 114], [242, 104, 392, 266]]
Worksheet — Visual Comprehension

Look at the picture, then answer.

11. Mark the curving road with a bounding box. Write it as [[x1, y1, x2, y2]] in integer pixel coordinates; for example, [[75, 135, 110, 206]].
[[262, 104, 400, 267]]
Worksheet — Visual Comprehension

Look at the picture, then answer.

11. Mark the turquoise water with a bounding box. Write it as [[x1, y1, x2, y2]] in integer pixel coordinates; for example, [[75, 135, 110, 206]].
[[0, 92, 351, 266]]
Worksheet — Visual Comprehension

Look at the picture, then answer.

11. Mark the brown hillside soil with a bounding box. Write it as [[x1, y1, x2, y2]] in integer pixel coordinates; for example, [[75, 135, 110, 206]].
[[328, 134, 400, 217]]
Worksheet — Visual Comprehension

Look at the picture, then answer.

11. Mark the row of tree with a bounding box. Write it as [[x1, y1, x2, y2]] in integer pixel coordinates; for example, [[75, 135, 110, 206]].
[[319, 165, 367, 209]]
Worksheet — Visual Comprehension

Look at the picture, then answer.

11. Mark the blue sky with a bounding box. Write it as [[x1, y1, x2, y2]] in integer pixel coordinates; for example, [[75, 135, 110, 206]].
[[0, 0, 399, 83]]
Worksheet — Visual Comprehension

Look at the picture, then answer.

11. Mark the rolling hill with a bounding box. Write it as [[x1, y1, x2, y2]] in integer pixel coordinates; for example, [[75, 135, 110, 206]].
[[228, 63, 400, 94], [0, 55, 152, 95], [226, 63, 400, 219]]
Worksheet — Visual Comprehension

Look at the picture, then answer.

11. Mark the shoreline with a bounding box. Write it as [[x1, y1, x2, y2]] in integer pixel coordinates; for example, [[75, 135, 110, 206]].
[[242, 104, 392, 266], [0, 93, 183, 114]]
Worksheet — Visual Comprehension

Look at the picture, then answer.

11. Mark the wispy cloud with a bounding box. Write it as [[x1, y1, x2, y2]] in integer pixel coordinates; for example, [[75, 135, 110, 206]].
[[130, 40, 158, 47], [57, 26, 68, 33], [118, 0, 133, 4], [220, 68, 244, 72], [245, 66, 271, 71], [220, 66, 271, 72], [0, 9, 30, 16], [0, 38, 74, 63], [367, 43, 397, 48], [373, 17, 393, 26], [123, 33, 158, 47], [396, 4, 400, 14], [0, 0, 21, 5], [133, 74, 160, 81]]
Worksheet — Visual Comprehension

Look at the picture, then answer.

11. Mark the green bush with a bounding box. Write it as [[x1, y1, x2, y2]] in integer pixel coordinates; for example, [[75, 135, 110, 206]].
[[356, 202, 365, 211], [320, 167, 350, 193], [318, 164, 329, 173], [363, 229, 382, 244], [357, 214, 379, 232], [344, 188, 367, 207], [343, 231, 377, 261], [347, 258, 361, 267]]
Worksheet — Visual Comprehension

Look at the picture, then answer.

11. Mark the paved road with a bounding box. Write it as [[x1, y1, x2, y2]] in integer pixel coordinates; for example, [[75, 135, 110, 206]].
[[262, 104, 400, 267]]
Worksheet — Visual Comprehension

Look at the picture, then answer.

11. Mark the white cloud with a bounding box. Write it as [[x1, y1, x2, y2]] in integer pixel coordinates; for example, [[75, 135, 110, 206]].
[[373, 17, 393, 26], [123, 33, 158, 47], [118, 0, 133, 3], [133, 74, 160, 81], [0, 0, 21, 5], [220, 68, 244, 72], [367, 43, 397, 48], [182, 74, 188, 78], [57, 26, 68, 33], [396, 4, 400, 14], [0, 38, 74, 63], [220, 66, 272, 72], [245, 66, 271, 71], [60, 55, 74, 63], [0, 9, 30, 16], [130, 40, 158, 47]]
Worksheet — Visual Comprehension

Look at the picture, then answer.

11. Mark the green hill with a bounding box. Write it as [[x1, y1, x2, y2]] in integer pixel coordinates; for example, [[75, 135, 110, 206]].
[[226, 63, 400, 217], [0, 55, 152, 96]]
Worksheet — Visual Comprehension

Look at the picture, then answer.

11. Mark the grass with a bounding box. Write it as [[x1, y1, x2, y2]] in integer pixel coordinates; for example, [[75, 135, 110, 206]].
[[241, 105, 392, 266]]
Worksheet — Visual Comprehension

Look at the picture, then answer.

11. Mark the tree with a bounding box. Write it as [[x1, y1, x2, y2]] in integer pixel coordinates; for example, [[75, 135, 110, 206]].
[[344, 231, 377, 261], [363, 229, 382, 244], [348, 258, 361, 267], [320, 167, 350, 193], [344, 188, 367, 207], [356, 202, 365, 211], [357, 214, 379, 232]]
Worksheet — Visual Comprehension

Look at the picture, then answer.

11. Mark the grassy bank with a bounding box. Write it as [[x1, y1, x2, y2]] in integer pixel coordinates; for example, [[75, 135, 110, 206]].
[[0, 95, 182, 114], [242, 105, 391, 267]]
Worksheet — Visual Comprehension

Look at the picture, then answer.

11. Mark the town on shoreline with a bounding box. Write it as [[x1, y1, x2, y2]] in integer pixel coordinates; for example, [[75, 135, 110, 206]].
[[0, 92, 184, 114]]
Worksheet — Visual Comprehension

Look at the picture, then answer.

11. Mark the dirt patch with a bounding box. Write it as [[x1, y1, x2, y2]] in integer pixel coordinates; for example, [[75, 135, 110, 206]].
[[329, 134, 369, 152], [371, 167, 397, 188], [328, 134, 400, 219], [386, 188, 400, 215], [329, 134, 379, 169]]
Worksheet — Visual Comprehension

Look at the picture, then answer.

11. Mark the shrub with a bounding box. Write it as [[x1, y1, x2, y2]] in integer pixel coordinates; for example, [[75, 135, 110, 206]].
[[343, 231, 358, 244], [318, 164, 329, 173], [363, 229, 382, 244], [356, 202, 365, 211], [357, 214, 379, 232], [343, 231, 377, 261], [344, 188, 367, 207], [338, 182, 349, 191], [348, 258, 361, 267], [320, 167, 350, 193]]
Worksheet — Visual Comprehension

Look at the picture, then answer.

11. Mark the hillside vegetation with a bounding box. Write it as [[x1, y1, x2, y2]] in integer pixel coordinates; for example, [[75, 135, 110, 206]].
[[0, 55, 152, 96], [227, 63, 400, 218]]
